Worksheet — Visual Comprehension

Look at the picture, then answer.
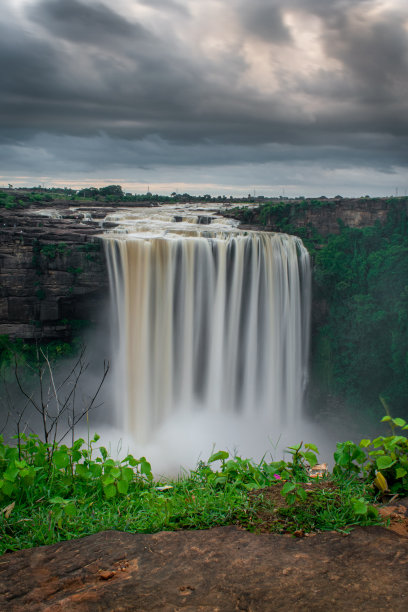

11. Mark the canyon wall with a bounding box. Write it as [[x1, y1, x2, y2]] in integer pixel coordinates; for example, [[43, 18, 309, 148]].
[[228, 197, 408, 237], [0, 206, 109, 340]]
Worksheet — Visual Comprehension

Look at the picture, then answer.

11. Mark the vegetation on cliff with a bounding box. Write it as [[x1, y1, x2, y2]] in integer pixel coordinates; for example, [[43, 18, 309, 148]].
[[312, 209, 408, 417], [232, 199, 408, 420]]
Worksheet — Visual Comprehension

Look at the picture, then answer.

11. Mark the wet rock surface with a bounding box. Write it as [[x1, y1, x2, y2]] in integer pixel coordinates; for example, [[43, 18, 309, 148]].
[[0, 525, 407, 611]]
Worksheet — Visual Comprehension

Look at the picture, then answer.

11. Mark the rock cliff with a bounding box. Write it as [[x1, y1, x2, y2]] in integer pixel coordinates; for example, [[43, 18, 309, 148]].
[[0, 204, 111, 340], [227, 197, 408, 236]]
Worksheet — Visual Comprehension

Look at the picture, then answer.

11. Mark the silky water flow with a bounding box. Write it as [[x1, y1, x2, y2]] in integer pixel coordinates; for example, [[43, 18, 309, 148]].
[[102, 211, 312, 472]]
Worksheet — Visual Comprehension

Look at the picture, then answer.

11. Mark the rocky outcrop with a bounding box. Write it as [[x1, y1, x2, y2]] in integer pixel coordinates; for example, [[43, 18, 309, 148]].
[[0, 205, 111, 340], [0, 525, 408, 610], [229, 197, 408, 237]]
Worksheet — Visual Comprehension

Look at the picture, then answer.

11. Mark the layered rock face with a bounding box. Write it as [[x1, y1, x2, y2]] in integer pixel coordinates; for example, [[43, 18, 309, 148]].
[[232, 197, 408, 236], [0, 205, 110, 340]]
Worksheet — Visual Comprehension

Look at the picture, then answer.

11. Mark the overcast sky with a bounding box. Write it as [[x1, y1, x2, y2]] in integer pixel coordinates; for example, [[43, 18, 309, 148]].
[[1, 0, 408, 196]]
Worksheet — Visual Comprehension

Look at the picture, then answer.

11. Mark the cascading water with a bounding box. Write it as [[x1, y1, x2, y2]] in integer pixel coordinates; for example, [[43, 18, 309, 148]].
[[102, 206, 311, 462]]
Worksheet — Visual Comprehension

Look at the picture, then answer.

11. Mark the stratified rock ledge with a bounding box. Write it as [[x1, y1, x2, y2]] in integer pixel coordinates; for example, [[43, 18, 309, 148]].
[[0, 526, 407, 611]]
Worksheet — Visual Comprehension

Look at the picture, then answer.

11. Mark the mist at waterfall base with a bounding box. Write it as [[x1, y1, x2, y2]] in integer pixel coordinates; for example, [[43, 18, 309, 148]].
[[85, 215, 340, 478]]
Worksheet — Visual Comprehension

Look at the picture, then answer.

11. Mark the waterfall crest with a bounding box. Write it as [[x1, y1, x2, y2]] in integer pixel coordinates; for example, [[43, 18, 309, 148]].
[[104, 225, 311, 444]]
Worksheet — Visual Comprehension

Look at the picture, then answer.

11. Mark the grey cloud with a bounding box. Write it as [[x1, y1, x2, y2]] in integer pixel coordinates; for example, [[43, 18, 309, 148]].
[[29, 0, 141, 45], [0, 0, 407, 187], [137, 0, 190, 16], [1, 132, 406, 177], [324, 14, 408, 103], [238, 0, 291, 43]]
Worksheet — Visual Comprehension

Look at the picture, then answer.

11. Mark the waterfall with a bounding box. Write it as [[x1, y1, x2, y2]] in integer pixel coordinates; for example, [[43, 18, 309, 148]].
[[104, 224, 311, 446]]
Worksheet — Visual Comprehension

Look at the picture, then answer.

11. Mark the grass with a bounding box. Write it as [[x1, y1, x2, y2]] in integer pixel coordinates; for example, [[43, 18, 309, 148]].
[[0, 480, 250, 553], [1, 429, 398, 555]]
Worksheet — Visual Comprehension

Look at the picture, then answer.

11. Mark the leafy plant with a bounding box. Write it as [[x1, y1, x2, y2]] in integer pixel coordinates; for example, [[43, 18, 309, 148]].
[[333, 441, 366, 477], [361, 415, 408, 494]]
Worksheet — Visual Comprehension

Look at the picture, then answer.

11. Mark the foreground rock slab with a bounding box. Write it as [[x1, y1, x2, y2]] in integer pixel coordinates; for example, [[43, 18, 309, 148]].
[[0, 526, 407, 611]]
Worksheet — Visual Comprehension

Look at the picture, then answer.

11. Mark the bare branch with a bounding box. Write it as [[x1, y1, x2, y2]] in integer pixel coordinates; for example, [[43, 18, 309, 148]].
[[57, 361, 109, 444]]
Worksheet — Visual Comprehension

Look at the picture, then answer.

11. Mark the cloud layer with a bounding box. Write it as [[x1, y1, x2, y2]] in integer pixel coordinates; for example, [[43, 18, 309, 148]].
[[1, 0, 408, 195]]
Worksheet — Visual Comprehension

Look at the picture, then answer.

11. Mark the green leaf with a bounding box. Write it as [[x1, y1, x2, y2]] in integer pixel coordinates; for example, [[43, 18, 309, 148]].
[[52, 451, 70, 469], [99, 446, 108, 461], [123, 454, 137, 467], [3, 467, 19, 482], [121, 467, 134, 482], [208, 451, 229, 463], [281, 482, 296, 495], [392, 418, 406, 428], [101, 474, 115, 486], [72, 438, 85, 451], [49, 496, 66, 505], [352, 498, 368, 515], [376, 456, 395, 470], [395, 467, 407, 479], [285, 493, 296, 505], [303, 451, 318, 467], [1, 481, 15, 496], [103, 484, 117, 499], [89, 463, 102, 477], [296, 487, 307, 502], [359, 439, 371, 448], [64, 503, 77, 517], [72, 450, 82, 462], [76, 464, 91, 479], [305, 443, 319, 453], [117, 479, 129, 495], [140, 461, 152, 476], [372, 437, 385, 448], [110, 467, 121, 479], [381, 416, 392, 422]]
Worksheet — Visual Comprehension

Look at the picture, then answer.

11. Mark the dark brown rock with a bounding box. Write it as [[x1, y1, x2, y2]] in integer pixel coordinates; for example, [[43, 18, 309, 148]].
[[0, 526, 407, 611], [0, 204, 109, 340]]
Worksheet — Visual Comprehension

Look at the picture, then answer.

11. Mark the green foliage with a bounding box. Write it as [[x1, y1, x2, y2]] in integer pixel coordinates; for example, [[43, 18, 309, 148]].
[[330, 414, 408, 496], [333, 441, 366, 477], [67, 266, 83, 277], [40, 243, 68, 259], [361, 416, 408, 494], [0, 426, 392, 553], [0, 336, 81, 388], [233, 200, 408, 417], [312, 210, 408, 416], [0, 191, 29, 209], [0, 433, 153, 506]]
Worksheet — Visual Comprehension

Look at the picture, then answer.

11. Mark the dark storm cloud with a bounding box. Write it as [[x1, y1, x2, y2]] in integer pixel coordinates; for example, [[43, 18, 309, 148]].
[[324, 14, 408, 104], [238, 0, 291, 43], [29, 0, 139, 44], [1, 0, 408, 183]]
